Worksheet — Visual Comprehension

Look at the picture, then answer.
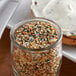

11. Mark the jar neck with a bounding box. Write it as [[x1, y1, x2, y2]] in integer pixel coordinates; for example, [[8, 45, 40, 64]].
[[10, 17, 62, 51]]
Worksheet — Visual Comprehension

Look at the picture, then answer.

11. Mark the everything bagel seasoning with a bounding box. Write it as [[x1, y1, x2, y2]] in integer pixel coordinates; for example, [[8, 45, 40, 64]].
[[15, 21, 58, 49], [12, 20, 62, 76]]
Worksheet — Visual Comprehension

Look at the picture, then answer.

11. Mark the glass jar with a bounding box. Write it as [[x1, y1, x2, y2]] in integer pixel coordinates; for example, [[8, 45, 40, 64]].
[[10, 18, 62, 76]]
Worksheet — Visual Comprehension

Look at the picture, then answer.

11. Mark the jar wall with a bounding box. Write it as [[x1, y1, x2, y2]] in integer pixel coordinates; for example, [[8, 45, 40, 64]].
[[11, 40, 62, 76], [10, 18, 62, 76]]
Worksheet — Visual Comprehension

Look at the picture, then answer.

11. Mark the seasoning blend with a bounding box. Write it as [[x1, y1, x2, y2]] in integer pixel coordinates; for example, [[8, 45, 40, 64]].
[[10, 18, 62, 76]]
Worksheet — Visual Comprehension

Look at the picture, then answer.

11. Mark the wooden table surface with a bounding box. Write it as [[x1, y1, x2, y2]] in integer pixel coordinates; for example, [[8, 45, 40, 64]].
[[0, 28, 76, 76]]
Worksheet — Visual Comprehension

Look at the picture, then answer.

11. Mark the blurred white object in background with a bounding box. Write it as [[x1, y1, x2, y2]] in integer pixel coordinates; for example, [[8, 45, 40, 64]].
[[8, 0, 32, 28], [31, 0, 50, 16], [31, 0, 76, 36], [0, 0, 19, 38]]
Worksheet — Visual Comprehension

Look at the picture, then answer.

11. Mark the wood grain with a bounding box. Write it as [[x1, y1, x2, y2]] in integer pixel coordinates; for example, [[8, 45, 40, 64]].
[[0, 28, 76, 76]]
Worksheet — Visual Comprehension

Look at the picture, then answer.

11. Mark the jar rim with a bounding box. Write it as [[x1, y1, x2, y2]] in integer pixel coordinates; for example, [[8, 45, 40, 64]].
[[10, 17, 62, 51]]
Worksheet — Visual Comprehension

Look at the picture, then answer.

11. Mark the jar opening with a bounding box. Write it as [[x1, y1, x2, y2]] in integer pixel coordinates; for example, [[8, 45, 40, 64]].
[[10, 17, 62, 51]]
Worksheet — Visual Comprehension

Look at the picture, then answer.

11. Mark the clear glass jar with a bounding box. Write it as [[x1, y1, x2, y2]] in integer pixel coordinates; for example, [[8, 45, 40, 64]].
[[10, 18, 62, 76]]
